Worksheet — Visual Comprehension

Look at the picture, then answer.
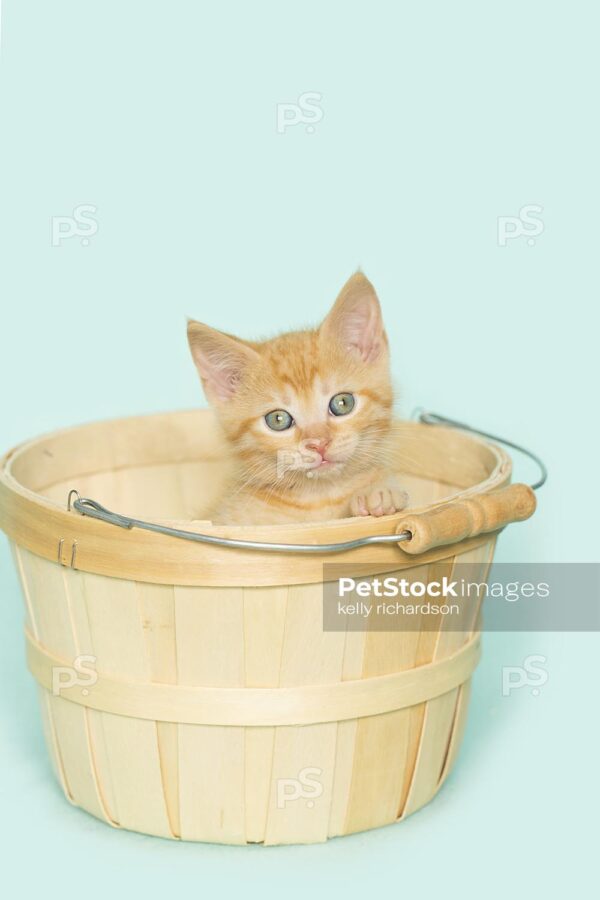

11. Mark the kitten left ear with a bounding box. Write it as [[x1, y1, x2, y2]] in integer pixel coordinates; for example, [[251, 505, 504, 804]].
[[187, 320, 260, 402], [320, 271, 386, 363]]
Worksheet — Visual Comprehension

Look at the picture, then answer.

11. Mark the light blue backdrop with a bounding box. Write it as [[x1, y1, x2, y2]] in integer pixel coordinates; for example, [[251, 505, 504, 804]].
[[0, 1, 597, 898]]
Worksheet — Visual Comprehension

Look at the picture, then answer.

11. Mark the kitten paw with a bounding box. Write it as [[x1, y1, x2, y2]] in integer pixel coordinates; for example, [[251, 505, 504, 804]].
[[350, 486, 409, 518]]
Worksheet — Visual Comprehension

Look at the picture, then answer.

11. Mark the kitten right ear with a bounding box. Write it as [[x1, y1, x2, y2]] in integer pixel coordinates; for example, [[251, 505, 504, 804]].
[[187, 320, 260, 402], [320, 271, 386, 364]]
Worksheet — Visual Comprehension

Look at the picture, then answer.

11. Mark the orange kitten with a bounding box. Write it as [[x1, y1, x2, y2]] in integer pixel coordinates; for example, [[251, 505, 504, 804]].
[[187, 272, 407, 525]]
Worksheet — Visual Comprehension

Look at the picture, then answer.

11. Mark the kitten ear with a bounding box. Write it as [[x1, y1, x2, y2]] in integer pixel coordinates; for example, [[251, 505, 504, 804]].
[[187, 320, 260, 402], [320, 271, 386, 363]]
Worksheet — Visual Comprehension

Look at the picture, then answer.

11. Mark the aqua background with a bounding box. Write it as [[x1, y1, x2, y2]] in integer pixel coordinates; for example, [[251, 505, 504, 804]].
[[0, 1, 597, 897]]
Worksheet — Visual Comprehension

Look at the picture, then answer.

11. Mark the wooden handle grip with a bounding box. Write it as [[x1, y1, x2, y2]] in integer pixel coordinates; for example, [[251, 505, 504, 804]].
[[396, 483, 536, 555]]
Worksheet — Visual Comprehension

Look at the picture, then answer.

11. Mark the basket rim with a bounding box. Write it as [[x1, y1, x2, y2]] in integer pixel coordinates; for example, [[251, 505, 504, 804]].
[[0, 408, 512, 586]]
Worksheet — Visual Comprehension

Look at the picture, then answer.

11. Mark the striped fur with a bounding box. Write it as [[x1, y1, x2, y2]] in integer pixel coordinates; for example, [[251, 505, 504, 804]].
[[187, 272, 407, 524]]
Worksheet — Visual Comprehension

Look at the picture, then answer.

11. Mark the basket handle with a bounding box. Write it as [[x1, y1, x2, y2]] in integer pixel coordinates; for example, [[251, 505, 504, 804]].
[[68, 411, 544, 556], [394, 482, 536, 555]]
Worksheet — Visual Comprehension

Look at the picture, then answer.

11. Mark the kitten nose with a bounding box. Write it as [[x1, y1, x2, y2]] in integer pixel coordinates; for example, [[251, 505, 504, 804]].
[[304, 438, 330, 458]]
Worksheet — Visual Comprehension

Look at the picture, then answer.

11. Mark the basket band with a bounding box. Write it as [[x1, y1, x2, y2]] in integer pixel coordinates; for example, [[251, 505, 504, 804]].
[[25, 630, 480, 727]]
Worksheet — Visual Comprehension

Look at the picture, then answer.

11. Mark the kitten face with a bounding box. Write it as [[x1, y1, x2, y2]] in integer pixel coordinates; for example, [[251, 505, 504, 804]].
[[187, 272, 393, 491]]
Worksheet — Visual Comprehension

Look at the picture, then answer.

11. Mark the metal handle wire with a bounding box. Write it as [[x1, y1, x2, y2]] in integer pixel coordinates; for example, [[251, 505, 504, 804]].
[[68, 411, 546, 555], [415, 411, 547, 490], [68, 492, 410, 554]]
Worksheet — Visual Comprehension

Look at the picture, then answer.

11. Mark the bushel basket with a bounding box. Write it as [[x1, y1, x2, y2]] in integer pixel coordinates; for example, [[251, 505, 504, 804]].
[[0, 409, 536, 844]]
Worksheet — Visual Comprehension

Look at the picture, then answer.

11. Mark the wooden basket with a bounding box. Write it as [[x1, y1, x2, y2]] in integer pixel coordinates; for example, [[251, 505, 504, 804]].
[[0, 410, 536, 845]]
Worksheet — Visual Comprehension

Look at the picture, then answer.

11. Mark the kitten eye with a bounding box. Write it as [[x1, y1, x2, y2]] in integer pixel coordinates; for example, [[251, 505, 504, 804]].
[[265, 409, 294, 431], [329, 392, 355, 416]]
